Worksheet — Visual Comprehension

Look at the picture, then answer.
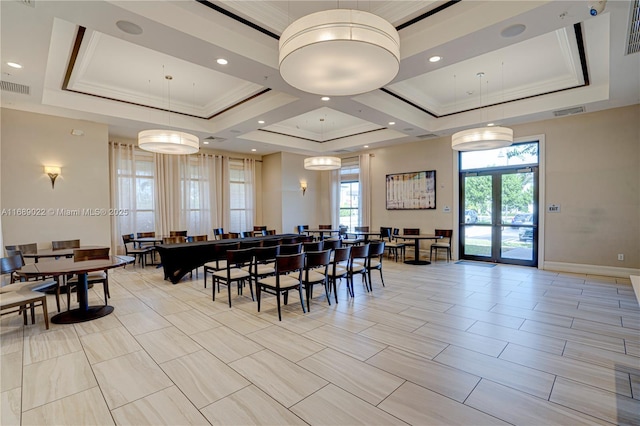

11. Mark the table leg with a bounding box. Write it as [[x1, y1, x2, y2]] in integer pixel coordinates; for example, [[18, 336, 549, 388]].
[[51, 272, 113, 324], [404, 240, 431, 265]]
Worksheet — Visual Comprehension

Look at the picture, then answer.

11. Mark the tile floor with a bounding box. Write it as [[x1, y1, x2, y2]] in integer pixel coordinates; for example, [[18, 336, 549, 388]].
[[1, 258, 639, 425]]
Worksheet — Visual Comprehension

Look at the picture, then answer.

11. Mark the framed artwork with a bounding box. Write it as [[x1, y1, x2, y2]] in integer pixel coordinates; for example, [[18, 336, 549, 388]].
[[386, 170, 436, 210]]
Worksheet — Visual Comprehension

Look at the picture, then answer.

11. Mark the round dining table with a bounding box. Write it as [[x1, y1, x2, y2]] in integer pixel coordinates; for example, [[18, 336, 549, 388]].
[[397, 234, 443, 265], [18, 255, 134, 324], [21, 245, 106, 263]]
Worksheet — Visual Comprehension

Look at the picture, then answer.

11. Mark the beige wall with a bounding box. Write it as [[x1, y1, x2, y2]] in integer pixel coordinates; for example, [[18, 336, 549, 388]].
[[1, 108, 111, 249]]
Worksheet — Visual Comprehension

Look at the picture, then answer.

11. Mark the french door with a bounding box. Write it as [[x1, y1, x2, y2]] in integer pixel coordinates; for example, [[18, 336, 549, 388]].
[[460, 166, 538, 266]]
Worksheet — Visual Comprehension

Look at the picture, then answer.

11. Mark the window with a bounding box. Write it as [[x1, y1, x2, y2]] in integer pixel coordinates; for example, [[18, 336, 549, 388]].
[[229, 158, 248, 232], [339, 157, 360, 230], [114, 149, 155, 234], [181, 156, 208, 234]]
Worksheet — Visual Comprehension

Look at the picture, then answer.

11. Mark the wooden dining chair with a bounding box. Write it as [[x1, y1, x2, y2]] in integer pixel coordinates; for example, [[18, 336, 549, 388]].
[[256, 252, 306, 321], [122, 234, 154, 268], [326, 246, 350, 303], [51, 239, 80, 258], [213, 228, 224, 240], [403, 228, 420, 235], [170, 230, 188, 237], [366, 241, 386, 290], [347, 243, 369, 296], [210, 248, 254, 307], [203, 242, 240, 289], [66, 247, 111, 308], [1, 254, 57, 320], [430, 229, 453, 262], [301, 249, 332, 311]]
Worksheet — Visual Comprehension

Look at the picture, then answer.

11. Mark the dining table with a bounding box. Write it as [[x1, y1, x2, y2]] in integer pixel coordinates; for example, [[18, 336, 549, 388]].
[[21, 245, 106, 263], [397, 234, 443, 265], [304, 229, 340, 240], [17, 255, 134, 324]]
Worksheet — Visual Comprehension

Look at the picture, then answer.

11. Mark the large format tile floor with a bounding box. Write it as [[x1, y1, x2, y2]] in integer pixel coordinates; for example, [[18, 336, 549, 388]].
[[1, 257, 639, 425]]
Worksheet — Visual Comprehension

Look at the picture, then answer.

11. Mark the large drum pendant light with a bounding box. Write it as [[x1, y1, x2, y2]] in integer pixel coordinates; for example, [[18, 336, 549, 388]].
[[451, 126, 513, 151], [279, 9, 400, 96]]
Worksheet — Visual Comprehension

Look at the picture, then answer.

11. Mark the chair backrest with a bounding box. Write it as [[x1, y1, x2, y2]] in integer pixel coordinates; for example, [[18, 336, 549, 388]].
[[322, 239, 342, 250], [403, 228, 420, 235], [280, 236, 299, 245], [280, 242, 302, 255], [214, 242, 240, 261], [349, 243, 370, 262], [318, 224, 332, 230], [73, 247, 110, 262], [368, 241, 386, 257], [262, 238, 282, 247], [122, 234, 134, 245], [296, 225, 309, 234], [338, 227, 348, 238], [354, 226, 370, 232], [298, 235, 314, 243], [392, 228, 401, 237], [253, 226, 267, 231], [253, 230, 267, 237], [137, 232, 155, 238], [276, 253, 305, 275], [189, 235, 208, 242], [240, 240, 262, 249], [213, 228, 224, 239], [5, 243, 38, 255], [0, 254, 25, 275], [305, 250, 331, 269], [226, 248, 254, 268], [52, 239, 80, 250], [266, 229, 277, 235], [228, 232, 240, 239], [163, 236, 186, 244], [170, 230, 187, 237], [332, 246, 351, 263], [240, 231, 254, 239], [379, 227, 392, 241], [302, 241, 323, 252], [253, 245, 280, 264], [434, 229, 453, 243]]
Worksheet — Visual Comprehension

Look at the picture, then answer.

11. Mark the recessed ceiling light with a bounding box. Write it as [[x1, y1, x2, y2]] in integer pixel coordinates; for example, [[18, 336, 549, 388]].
[[321, 96, 330, 101], [364, 145, 369, 148], [251, 148, 257, 152], [428, 56, 442, 63], [501, 24, 526, 38], [203, 141, 210, 145], [70, 129, 84, 136], [116, 20, 143, 35], [258, 120, 265, 124], [7, 62, 22, 69], [487, 123, 495, 127], [216, 58, 228, 65], [388, 121, 395, 125]]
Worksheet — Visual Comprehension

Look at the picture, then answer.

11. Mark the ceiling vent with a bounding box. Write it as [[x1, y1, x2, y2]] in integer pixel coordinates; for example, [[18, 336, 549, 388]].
[[203, 136, 226, 143], [417, 133, 439, 139], [626, 0, 640, 55], [16, 0, 35, 7], [333, 149, 351, 153], [0, 81, 30, 95], [553, 106, 585, 117]]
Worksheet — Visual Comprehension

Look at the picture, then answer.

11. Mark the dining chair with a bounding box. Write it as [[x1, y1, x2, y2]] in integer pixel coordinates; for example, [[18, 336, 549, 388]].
[[325, 246, 350, 303], [296, 225, 309, 234], [210, 248, 254, 307], [380, 227, 405, 262], [347, 243, 369, 296], [189, 234, 208, 242], [135, 231, 158, 263], [256, 252, 306, 321], [318, 225, 333, 230], [122, 234, 154, 268], [265, 229, 277, 235], [1, 257, 51, 329], [261, 238, 282, 247], [302, 241, 323, 252], [253, 230, 267, 237], [203, 242, 240, 288], [170, 230, 188, 237], [249, 245, 280, 292], [253, 225, 267, 232], [240, 231, 254, 239], [325, 226, 347, 243], [430, 229, 453, 262], [301, 249, 332, 311], [322, 239, 342, 251], [66, 247, 111, 308], [51, 239, 80, 258], [279, 242, 302, 255], [5, 243, 38, 257], [366, 241, 386, 290], [403, 228, 420, 235], [342, 226, 364, 246], [213, 228, 224, 240], [163, 236, 186, 244]]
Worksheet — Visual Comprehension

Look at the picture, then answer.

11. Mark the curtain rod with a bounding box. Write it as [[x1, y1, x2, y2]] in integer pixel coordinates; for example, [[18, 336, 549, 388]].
[[109, 141, 262, 162]]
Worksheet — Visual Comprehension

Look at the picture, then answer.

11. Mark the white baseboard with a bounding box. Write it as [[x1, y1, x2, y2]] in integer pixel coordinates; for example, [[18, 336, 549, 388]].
[[542, 261, 640, 279]]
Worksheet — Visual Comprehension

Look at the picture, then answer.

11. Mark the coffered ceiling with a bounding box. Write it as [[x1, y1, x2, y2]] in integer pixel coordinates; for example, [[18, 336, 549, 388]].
[[1, 0, 638, 156]]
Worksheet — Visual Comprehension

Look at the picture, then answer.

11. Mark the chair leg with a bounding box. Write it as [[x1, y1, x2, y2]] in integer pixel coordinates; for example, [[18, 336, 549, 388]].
[[257, 284, 262, 312], [276, 292, 282, 321], [323, 280, 331, 306], [227, 282, 232, 308], [41, 297, 49, 330], [298, 285, 306, 314]]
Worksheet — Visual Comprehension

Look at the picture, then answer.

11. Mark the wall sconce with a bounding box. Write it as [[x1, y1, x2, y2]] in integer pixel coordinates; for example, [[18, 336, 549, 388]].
[[300, 181, 307, 196], [44, 166, 61, 189]]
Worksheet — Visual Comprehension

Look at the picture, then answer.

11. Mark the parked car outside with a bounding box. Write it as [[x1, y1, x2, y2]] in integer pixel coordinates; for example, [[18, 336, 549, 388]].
[[511, 213, 532, 226], [519, 227, 533, 241], [465, 209, 478, 223]]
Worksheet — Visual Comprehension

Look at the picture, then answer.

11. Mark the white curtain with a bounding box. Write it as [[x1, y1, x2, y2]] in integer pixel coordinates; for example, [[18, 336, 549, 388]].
[[243, 158, 256, 230], [154, 153, 181, 237], [359, 153, 371, 227], [109, 143, 137, 254], [330, 168, 341, 229]]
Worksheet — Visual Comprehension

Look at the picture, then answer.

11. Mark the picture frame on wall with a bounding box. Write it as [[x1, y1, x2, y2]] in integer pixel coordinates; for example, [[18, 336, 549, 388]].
[[386, 170, 436, 210]]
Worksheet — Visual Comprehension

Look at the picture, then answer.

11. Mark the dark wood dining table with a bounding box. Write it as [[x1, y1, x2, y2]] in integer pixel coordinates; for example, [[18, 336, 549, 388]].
[[21, 245, 106, 263], [397, 234, 443, 265], [18, 255, 134, 324], [304, 229, 340, 240]]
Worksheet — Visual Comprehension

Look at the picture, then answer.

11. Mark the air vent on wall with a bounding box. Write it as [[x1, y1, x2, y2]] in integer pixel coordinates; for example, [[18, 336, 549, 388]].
[[203, 136, 226, 143], [16, 0, 35, 7], [333, 149, 351, 153], [626, 0, 640, 55], [553, 106, 585, 117], [417, 133, 438, 139], [0, 81, 30, 95]]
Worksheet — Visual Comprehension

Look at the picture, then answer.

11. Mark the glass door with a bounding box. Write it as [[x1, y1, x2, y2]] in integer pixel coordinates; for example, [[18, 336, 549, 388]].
[[459, 142, 539, 267]]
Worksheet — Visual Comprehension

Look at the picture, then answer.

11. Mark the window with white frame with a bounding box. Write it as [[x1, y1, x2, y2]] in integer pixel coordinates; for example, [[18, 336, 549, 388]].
[[114, 149, 155, 234], [339, 157, 360, 231], [229, 158, 248, 233]]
